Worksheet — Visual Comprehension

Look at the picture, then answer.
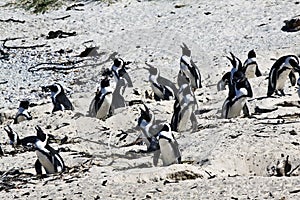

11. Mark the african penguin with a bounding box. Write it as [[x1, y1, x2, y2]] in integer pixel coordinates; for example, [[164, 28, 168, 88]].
[[242, 49, 262, 78], [42, 83, 74, 112], [267, 55, 300, 97], [94, 77, 113, 120], [217, 52, 243, 92], [179, 55, 202, 91], [14, 100, 32, 124], [5, 125, 65, 175], [137, 104, 160, 152], [155, 123, 181, 166], [221, 70, 253, 119], [111, 58, 133, 87], [146, 64, 175, 101]]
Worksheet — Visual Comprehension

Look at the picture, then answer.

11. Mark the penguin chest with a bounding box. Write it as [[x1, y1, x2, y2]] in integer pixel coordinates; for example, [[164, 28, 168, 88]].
[[158, 139, 179, 166], [226, 97, 247, 118], [177, 105, 194, 132], [276, 69, 291, 90], [245, 64, 256, 78], [96, 94, 113, 120], [151, 83, 164, 98], [36, 150, 56, 174]]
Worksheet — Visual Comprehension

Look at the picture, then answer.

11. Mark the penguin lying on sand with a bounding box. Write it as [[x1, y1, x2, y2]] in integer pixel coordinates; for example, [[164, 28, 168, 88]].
[[4, 125, 65, 175], [267, 55, 300, 97], [14, 100, 32, 124], [42, 83, 74, 112]]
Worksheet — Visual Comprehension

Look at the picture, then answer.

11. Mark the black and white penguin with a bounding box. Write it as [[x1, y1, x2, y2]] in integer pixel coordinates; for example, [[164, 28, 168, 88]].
[[14, 100, 32, 124], [217, 52, 243, 91], [42, 83, 74, 112], [242, 49, 262, 78], [154, 123, 181, 166], [137, 104, 160, 152], [267, 55, 300, 96], [171, 80, 197, 132], [111, 58, 133, 87], [111, 77, 127, 112], [146, 63, 175, 101], [94, 77, 113, 120], [179, 55, 202, 91], [4, 125, 65, 175], [221, 70, 253, 119]]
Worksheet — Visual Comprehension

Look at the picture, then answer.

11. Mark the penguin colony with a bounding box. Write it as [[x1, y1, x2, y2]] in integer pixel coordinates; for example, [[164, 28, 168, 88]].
[[1, 43, 300, 176]]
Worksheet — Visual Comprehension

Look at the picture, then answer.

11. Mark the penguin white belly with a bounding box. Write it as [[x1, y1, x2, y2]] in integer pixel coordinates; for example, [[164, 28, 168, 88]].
[[15, 115, 27, 123], [227, 97, 247, 118], [177, 106, 193, 132], [36, 150, 55, 174], [245, 64, 256, 78], [96, 94, 112, 120], [276, 69, 291, 90], [159, 139, 178, 166], [151, 84, 164, 99]]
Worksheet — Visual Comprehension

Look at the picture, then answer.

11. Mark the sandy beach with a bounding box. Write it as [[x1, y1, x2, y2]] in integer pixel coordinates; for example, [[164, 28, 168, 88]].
[[1, 0, 300, 199]]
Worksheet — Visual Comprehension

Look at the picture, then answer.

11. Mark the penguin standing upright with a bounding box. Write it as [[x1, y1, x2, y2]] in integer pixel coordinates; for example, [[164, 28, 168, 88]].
[[94, 77, 113, 120], [267, 55, 300, 96], [4, 125, 65, 175], [42, 83, 74, 112], [221, 70, 253, 119], [137, 104, 160, 152], [146, 63, 175, 101], [242, 49, 262, 78], [111, 58, 133, 87], [14, 100, 32, 124], [179, 43, 202, 91], [155, 123, 181, 166]]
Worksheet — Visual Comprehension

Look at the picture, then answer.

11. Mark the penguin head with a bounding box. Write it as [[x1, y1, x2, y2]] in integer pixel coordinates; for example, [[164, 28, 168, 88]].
[[42, 83, 64, 94], [137, 104, 151, 126], [160, 123, 171, 133], [19, 100, 30, 109], [180, 43, 191, 57], [227, 52, 243, 71], [35, 126, 48, 143], [232, 71, 246, 84], [248, 49, 256, 59], [4, 125, 21, 146], [289, 57, 300, 72], [100, 77, 110, 88], [113, 58, 123, 68]]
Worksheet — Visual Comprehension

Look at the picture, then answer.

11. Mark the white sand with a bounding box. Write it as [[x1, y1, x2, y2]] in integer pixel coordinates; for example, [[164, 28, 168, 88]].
[[1, 0, 300, 199]]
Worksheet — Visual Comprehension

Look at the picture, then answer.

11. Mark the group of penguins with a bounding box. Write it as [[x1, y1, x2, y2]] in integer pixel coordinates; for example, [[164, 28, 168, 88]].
[[1, 43, 300, 176]]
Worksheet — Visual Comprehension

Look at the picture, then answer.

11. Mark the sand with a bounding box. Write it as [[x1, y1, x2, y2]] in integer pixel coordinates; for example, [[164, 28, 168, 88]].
[[1, 0, 300, 199]]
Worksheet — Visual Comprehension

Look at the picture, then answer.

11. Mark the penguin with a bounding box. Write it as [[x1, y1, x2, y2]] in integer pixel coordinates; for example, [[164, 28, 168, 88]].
[[111, 58, 133, 87], [267, 55, 300, 96], [4, 125, 65, 175], [217, 52, 245, 91], [42, 83, 74, 112], [179, 43, 202, 91], [137, 104, 160, 152], [111, 77, 127, 113], [146, 63, 175, 101], [171, 81, 197, 132], [242, 49, 262, 78], [14, 100, 32, 124], [179, 55, 202, 91], [155, 123, 181, 166], [94, 77, 113, 120], [221, 70, 253, 119]]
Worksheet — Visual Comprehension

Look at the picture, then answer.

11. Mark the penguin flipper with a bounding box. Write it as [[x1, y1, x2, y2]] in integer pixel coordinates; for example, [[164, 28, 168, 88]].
[[289, 71, 296, 86], [35, 159, 43, 175], [242, 104, 251, 117], [255, 66, 262, 77]]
